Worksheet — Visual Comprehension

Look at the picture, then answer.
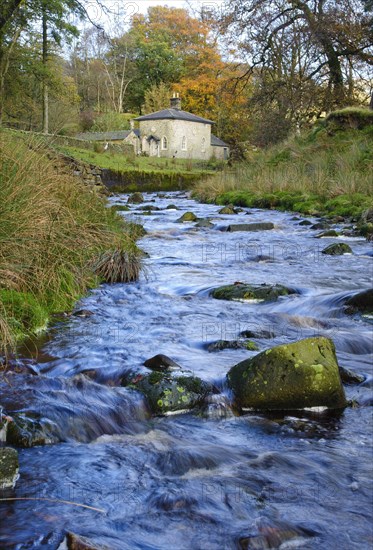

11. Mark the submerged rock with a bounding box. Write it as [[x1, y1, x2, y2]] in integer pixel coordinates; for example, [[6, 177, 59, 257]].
[[0, 447, 19, 490], [211, 282, 296, 302], [339, 366, 365, 385], [144, 354, 182, 372], [166, 204, 179, 210], [126, 370, 211, 415], [227, 337, 347, 410], [225, 222, 274, 232], [311, 221, 331, 230], [207, 340, 259, 352], [322, 243, 352, 255], [127, 192, 144, 204], [195, 218, 214, 228], [64, 532, 110, 550], [299, 220, 312, 226], [345, 288, 373, 314], [176, 211, 198, 222]]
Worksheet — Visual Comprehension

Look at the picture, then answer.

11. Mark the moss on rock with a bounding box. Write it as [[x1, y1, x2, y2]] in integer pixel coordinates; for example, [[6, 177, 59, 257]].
[[322, 243, 353, 255], [211, 283, 296, 302], [0, 447, 19, 490], [176, 212, 198, 222], [227, 337, 346, 410]]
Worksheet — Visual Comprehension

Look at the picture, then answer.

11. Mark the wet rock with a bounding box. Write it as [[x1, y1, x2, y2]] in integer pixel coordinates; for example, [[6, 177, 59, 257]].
[[127, 370, 211, 415], [322, 243, 353, 255], [0, 447, 19, 490], [166, 204, 179, 210], [195, 218, 214, 228], [65, 532, 110, 550], [176, 211, 198, 222], [299, 220, 312, 226], [127, 192, 144, 204], [240, 329, 275, 340], [111, 204, 130, 212], [6, 413, 59, 447], [311, 221, 331, 230], [211, 282, 296, 302], [345, 288, 373, 314], [137, 205, 161, 211], [339, 366, 365, 385], [225, 222, 274, 232], [72, 309, 94, 318], [315, 230, 340, 238], [361, 208, 373, 224], [219, 205, 237, 214], [291, 216, 301, 221], [207, 340, 259, 352], [238, 519, 317, 550], [227, 337, 347, 410], [144, 354, 182, 372]]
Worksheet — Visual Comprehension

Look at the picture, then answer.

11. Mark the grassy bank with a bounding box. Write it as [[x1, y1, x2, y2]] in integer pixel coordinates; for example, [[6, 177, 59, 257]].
[[194, 111, 373, 220], [0, 131, 143, 357]]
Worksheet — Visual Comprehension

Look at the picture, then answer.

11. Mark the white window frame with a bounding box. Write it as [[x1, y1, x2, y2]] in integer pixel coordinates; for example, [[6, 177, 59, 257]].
[[162, 136, 168, 150], [181, 136, 187, 151]]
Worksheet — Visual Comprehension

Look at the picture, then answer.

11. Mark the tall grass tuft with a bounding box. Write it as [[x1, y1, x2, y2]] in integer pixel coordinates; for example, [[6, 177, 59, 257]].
[[0, 130, 143, 356]]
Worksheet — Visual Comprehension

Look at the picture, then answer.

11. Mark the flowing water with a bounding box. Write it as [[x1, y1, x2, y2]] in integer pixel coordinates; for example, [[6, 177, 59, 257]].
[[1, 192, 372, 549]]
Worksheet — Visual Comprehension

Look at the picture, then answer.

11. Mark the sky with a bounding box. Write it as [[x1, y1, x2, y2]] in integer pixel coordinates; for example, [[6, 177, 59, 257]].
[[84, 0, 225, 29]]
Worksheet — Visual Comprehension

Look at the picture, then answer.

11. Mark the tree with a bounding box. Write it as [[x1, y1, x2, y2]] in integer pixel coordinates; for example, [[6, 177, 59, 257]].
[[218, 0, 373, 110]]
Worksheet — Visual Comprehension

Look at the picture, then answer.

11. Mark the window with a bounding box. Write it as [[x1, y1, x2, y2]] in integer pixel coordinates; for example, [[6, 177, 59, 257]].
[[162, 136, 168, 150], [181, 136, 187, 151], [201, 138, 206, 153]]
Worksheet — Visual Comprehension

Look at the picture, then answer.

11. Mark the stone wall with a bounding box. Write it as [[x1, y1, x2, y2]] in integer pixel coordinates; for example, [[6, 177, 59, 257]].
[[139, 119, 213, 160]]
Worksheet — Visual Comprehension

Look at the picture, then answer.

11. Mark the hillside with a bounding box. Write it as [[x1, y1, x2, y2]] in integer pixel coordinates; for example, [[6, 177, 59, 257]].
[[194, 109, 373, 221]]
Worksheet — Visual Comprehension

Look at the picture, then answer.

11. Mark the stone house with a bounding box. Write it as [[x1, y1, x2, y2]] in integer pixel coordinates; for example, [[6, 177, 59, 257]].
[[134, 95, 229, 160], [75, 95, 229, 160]]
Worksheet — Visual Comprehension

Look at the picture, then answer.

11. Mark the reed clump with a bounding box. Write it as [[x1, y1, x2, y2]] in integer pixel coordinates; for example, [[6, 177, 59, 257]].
[[0, 131, 143, 355]]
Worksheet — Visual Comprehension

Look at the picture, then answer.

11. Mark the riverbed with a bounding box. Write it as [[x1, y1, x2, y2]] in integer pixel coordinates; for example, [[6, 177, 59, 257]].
[[1, 192, 372, 549]]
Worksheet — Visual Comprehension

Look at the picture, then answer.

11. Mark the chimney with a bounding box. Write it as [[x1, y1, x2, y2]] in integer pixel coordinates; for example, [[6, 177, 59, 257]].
[[170, 92, 181, 110]]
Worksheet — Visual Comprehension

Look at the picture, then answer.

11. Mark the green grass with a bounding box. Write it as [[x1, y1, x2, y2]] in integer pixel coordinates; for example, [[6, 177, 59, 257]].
[[193, 120, 373, 220], [0, 131, 143, 356], [56, 145, 221, 175]]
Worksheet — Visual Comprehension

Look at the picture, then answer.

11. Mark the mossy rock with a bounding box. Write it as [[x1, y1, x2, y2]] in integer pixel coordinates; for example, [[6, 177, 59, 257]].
[[322, 243, 352, 255], [176, 212, 198, 222], [315, 230, 340, 238], [227, 337, 346, 410], [111, 204, 130, 212], [344, 288, 373, 314], [127, 371, 211, 414], [166, 204, 179, 210], [127, 192, 144, 204], [211, 283, 297, 302], [0, 447, 19, 490], [6, 413, 58, 447], [311, 222, 331, 230], [207, 339, 258, 352], [219, 205, 237, 215], [299, 220, 312, 226]]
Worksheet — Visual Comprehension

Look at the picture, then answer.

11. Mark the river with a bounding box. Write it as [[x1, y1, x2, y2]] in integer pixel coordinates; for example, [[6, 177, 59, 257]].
[[0, 192, 372, 549]]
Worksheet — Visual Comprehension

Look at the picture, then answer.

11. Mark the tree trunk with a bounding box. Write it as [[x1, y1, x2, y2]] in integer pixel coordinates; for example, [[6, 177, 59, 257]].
[[42, 6, 48, 134]]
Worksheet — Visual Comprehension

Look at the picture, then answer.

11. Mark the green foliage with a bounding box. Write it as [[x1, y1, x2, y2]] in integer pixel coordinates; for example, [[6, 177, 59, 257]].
[[0, 130, 143, 354]]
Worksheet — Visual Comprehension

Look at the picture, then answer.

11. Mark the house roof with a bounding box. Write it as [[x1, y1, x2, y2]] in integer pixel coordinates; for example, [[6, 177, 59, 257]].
[[135, 108, 215, 125], [211, 134, 229, 147], [75, 129, 140, 141]]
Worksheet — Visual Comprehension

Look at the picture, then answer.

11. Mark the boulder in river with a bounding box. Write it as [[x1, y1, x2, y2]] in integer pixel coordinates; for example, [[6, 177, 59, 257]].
[[126, 370, 212, 415], [311, 221, 331, 230], [227, 337, 347, 410], [144, 354, 182, 372], [176, 212, 198, 223], [0, 447, 19, 490], [127, 192, 144, 204], [339, 366, 365, 385], [211, 282, 296, 302], [207, 340, 259, 352], [344, 288, 373, 314], [322, 243, 353, 255], [64, 532, 111, 550], [225, 222, 274, 232], [218, 205, 237, 215], [299, 220, 312, 226]]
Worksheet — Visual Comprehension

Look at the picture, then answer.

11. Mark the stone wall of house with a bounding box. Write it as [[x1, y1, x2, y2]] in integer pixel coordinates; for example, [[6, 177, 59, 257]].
[[139, 119, 213, 160], [211, 145, 229, 160]]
